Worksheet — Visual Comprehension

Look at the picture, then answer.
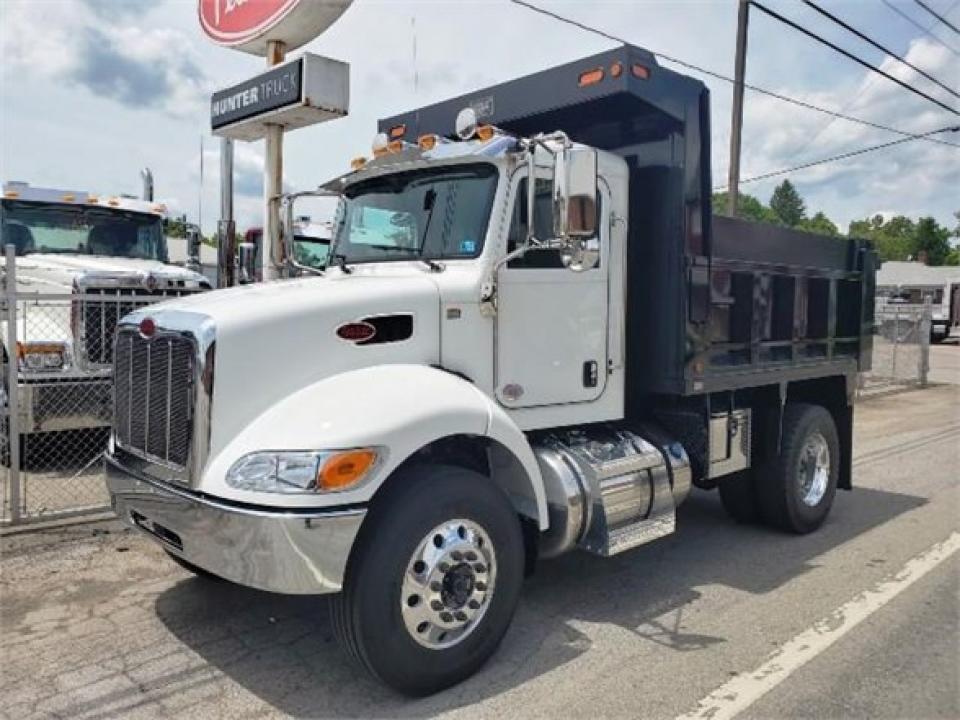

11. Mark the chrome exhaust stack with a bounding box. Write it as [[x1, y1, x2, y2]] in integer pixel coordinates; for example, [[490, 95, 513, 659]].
[[534, 425, 691, 558]]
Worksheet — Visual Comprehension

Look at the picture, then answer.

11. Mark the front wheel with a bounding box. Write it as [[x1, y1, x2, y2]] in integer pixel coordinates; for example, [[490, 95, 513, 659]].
[[330, 465, 524, 696]]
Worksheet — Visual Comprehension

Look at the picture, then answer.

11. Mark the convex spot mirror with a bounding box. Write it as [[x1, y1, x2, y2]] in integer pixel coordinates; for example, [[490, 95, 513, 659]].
[[553, 146, 599, 271]]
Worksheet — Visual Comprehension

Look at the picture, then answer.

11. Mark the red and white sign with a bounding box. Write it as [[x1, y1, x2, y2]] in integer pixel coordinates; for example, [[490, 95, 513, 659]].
[[198, 0, 352, 56]]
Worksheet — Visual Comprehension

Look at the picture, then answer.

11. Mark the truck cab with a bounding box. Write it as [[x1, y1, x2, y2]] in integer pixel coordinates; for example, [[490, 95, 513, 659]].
[[106, 45, 875, 695], [1, 181, 210, 449]]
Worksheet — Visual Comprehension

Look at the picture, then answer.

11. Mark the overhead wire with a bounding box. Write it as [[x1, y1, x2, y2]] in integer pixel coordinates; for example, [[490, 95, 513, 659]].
[[508, 0, 960, 148], [801, 0, 958, 99], [913, 0, 960, 34], [750, 0, 958, 115], [880, 0, 960, 55], [804, 0, 959, 148], [714, 125, 960, 189]]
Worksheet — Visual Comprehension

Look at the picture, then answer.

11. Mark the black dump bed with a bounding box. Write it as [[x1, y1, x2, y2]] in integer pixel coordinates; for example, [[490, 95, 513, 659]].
[[381, 45, 876, 399]]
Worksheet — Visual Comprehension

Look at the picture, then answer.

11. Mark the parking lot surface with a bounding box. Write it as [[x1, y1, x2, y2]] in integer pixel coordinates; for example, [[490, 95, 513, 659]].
[[2, 381, 958, 719]]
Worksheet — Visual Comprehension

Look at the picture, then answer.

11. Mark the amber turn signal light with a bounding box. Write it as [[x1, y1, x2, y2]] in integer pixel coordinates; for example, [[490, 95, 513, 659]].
[[319, 449, 378, 490]]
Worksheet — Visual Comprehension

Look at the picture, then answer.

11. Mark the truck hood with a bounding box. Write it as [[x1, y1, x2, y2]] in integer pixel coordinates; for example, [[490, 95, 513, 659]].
[[141, 273, 443, 456], [11, 254, 205, 293]]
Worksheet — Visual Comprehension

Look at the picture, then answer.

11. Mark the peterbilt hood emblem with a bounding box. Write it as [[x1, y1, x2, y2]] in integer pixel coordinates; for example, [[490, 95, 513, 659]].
[[144, 274, 159, 291], [336, 321, 377, 343]]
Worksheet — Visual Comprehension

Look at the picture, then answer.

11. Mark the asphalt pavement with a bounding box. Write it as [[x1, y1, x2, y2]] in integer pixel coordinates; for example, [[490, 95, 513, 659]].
[[1, 379, 958, 718]]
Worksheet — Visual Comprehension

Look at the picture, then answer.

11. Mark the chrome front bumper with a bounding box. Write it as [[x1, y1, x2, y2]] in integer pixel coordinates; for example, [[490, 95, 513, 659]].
[[105, 453, 366, 595]]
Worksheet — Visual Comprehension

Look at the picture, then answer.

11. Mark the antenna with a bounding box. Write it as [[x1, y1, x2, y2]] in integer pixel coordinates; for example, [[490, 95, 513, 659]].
[[411, 15, 418, 96], [199, 135, 204, 233]]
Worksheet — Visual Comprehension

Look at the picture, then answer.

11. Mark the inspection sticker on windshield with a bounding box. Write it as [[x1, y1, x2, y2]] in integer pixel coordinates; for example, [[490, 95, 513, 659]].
[[460, 239, 476, 254]]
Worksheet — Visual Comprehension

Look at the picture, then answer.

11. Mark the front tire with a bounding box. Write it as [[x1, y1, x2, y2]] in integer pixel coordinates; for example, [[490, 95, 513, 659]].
[[757, 403, 839, 534], [331, 464, 525, 696]]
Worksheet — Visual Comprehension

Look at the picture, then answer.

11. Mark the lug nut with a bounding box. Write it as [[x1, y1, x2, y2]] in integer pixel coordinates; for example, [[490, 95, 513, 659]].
[[474, 563, 486, 573], [468, 600, 480, 609], [454, 611, 468, 622], [451, 551, 463, 561], [440, 611, 453, 623], [476, 582, 486, 591], [465, 551, 477, 562], [431, 600, 443, 611], [438, 562, 450, 573], [430, 581, 442, 592]]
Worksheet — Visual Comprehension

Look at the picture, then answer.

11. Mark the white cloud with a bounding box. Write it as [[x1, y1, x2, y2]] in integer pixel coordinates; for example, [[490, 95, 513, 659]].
[[1, 0, 206, 117]]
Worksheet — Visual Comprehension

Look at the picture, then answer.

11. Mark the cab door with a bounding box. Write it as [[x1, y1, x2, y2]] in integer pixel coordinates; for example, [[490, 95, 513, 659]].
[[495, 173, 609, 408]]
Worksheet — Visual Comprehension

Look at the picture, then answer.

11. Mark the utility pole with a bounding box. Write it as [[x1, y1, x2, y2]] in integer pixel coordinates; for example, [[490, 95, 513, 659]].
[[217, 138, 236, 288], [263, 39, 287, 281], [727, 0, 750, 217]]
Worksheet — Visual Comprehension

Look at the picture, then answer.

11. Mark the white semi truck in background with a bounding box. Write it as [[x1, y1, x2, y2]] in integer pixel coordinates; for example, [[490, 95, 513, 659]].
[[106, 47, 877, 695], [1, 181, 210, 463]]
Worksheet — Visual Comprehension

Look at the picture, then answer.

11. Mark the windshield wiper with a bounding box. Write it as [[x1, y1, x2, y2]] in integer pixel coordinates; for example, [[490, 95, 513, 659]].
[[417, 190, 443, 273], [332, 253, 352, 274]]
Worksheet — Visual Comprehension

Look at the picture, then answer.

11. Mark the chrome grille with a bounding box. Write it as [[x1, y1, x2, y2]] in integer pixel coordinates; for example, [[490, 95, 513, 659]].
[[113, 329, 195, 469], [78, 287, 201, 366]]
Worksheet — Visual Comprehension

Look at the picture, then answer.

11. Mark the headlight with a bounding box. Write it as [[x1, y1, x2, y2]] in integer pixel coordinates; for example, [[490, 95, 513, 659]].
[[17, 342, 69, 371], [226, 448, 381, 494]]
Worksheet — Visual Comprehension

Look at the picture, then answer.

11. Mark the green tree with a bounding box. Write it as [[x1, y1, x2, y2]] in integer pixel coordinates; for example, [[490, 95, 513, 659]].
[[163, 214, 191, 239], [769, 180, 806, 227], [913, 216, 951, 265], [799, 212, 839, 237], [848, 214, 915, 261], [711, 191, 780, 224]]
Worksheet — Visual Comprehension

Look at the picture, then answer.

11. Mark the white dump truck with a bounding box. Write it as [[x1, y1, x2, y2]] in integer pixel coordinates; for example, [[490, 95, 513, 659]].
[[1, 181, 210, 457], [106, 47, 876, 695]]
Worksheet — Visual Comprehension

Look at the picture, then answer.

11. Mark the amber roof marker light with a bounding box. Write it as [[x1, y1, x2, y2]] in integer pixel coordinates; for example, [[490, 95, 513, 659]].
[[578, 67, 605, 87]]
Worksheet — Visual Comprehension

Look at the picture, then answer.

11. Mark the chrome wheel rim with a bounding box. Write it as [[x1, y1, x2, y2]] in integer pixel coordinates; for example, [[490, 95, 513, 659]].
[[798, 432, 830, 507], [400, 519, 497, 650]]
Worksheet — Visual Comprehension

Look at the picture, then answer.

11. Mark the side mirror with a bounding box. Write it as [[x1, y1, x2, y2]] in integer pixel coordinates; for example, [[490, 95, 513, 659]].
[[185, 226, 202, 273], [553, 146, 599, 271], [238, 242, 257, 284]]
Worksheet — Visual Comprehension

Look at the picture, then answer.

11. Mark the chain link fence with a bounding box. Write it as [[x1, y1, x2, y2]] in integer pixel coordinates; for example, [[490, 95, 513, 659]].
[[0, 247, 179, 526], [859, 300, 931, 395]]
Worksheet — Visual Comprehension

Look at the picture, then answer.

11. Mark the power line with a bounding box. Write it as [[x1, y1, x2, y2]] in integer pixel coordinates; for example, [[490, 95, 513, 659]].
[[880, 0, 960, 56], [751, 1, 958, 115], [714, 125, 960, 189], [804, 0, 959, 148], [913, 0, 960, 34], [508, 0, 960, 148], [802, 0, 958, 99], [508, 0, 960, 194]]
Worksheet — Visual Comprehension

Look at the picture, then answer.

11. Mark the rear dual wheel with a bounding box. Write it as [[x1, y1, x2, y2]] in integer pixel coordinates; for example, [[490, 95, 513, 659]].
[[331, 465, 524, 696], [719, 403, 839, 534]]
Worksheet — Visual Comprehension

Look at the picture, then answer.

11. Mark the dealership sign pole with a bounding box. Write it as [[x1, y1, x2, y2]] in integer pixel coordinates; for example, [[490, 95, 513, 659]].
[[199, 0, 351, 282]]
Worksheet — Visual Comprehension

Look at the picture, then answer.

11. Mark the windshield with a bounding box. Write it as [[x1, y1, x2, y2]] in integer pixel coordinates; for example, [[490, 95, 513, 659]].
[[332, 164, 498, 264], [1, 201, 168, 261]]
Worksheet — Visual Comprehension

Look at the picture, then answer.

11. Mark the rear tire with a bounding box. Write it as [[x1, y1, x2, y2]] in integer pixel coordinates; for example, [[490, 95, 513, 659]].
[[757, 403, 839, 534], [718, 470, 760, 523], [331, 464, 524, 696]]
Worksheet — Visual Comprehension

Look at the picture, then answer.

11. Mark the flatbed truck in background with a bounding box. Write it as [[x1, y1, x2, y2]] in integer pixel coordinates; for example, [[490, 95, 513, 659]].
[[106, 45, 876, 695]]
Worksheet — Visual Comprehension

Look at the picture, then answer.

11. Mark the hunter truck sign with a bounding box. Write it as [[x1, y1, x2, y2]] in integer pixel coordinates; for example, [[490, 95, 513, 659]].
[[210, 54, 349, 141]]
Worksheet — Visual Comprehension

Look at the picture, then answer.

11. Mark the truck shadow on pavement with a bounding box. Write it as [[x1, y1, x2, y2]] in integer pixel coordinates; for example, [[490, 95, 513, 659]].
[[154, 485, 924, 717]]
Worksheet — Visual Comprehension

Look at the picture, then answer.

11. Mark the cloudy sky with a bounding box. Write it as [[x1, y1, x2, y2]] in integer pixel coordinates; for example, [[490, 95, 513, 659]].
[[1, 0, 958, 236]]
